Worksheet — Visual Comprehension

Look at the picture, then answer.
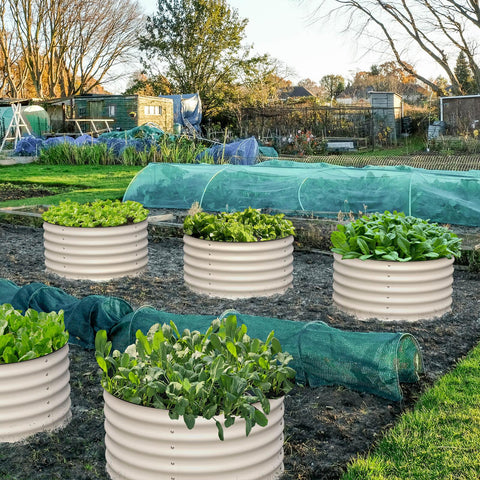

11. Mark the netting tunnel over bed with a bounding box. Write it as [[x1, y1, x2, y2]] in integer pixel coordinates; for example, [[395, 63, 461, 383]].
[[123, 160, 480, 226], [0, 279, 422, 402]]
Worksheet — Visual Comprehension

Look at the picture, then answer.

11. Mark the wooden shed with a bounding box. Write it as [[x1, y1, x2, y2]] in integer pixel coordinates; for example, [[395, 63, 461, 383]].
[[440, 95, 480, 135], [368, 92, 403, 143], [45, 94, 174, 135]]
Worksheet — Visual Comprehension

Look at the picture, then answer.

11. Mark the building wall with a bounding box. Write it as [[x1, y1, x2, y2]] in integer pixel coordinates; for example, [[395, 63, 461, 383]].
[[369, 92, 403, 143], [74, 95, 174, 133], [442, 96, 480, 134]]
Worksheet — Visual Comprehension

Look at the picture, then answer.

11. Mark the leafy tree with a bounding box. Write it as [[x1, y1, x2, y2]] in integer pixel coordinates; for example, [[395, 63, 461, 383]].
[[320, 74, 345, 99], [139, 0, 266, 118], [124, 72, 172, 96], [454, 51, 474, 95]]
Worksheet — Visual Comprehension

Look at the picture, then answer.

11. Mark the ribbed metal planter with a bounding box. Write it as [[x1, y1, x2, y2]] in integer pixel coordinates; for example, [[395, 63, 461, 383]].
[[183, 235, 294, 299], [0, 345, 71, 443], [103, 391, 285, 480], [43, 220, 148, 281], [333, 254, 455, 321]]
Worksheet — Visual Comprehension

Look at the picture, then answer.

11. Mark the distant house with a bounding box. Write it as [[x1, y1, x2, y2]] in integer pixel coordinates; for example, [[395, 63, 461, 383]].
[[45, 94, 174, 134], [279, 86, 316, 100]]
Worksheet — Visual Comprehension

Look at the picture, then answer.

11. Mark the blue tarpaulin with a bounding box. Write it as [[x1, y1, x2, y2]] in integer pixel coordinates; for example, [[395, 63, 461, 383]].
[[198, 137, 259, 165], [159, 93, 202, 133]]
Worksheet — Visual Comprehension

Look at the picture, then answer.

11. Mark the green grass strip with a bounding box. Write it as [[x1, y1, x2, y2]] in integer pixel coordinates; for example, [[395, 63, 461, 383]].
[[0, 164, 142, 207], [342, 344, 480, 480]]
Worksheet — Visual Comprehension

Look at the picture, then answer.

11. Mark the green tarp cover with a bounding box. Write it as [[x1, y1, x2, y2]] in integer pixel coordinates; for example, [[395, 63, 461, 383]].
[[0, 279, 423, 401], [123, 160, 480, 226]]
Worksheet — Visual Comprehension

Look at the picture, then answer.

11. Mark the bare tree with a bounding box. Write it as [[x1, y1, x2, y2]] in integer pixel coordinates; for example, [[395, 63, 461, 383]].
[[0, 3, 30, 97], [0, 0, 144, 99], [311, 0, 480, 94], [60, 0, 144, 96]]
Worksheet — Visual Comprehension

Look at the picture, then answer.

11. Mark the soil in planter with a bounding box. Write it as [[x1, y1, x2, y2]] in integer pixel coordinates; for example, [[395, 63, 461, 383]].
[[0, 222, 479, 480]]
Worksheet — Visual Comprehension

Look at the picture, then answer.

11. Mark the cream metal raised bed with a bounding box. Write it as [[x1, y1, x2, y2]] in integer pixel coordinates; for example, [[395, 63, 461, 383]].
[[0, 344, 71, 443], [333, 254, 455, 321], [103, 391, 285, 480], [43, 220, 148, 281], [183, 235, 294, 299]]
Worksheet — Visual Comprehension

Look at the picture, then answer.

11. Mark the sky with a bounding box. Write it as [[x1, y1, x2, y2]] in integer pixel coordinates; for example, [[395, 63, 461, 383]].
[[137, 0, 389, 86], [134, 0, 442, 90]]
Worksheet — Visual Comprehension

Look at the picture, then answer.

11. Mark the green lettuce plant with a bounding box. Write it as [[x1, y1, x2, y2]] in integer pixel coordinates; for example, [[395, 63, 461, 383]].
[[183, 207, 295, 242], [42, 199, 149, 227], [95, 314, 295, 440], [331, 210, 462, 261], [0, 304, 68, 364]]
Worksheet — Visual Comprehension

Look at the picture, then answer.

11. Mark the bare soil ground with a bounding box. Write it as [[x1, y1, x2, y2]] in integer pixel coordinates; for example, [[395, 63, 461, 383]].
[[0, 219, 479, 480]]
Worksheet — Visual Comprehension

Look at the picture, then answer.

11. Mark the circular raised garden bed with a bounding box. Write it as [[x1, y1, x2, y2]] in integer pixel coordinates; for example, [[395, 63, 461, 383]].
[[332, 253, 455, 321], [103, 391, 285, 480], [0, 344, 71, 443], [183, 234, 294, 299], [43, 220, 148, 281]]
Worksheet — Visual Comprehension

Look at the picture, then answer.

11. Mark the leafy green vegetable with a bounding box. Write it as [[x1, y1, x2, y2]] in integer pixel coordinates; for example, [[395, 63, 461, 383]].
[[183, 207, 295, 242], [42, 199, 149, 227], [95, 315, 295, 440], [0, 304, 69, 364], [331, 210, 462, 261]]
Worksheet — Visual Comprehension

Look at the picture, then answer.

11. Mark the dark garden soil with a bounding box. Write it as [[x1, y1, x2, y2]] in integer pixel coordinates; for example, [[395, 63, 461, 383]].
[[0, 219, 479, 480], [0, 182, 73, 202]]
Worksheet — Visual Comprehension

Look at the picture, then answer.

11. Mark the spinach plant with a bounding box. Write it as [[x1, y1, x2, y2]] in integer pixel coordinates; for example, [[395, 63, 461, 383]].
[[42, 199, 149, 227], [0, 304, 68, 364], [331, 210, 462, 261], [183, 207, 295, 242], [95, 314, 295, 440]]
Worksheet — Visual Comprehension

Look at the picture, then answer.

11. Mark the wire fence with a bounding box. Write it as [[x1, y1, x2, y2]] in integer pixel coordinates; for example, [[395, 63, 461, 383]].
[[259, 154, 480, 171]]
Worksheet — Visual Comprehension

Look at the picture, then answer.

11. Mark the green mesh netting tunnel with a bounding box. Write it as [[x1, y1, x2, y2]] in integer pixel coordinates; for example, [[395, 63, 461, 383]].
[[0, 279, 423, 402], [123, 160, 480, 226]]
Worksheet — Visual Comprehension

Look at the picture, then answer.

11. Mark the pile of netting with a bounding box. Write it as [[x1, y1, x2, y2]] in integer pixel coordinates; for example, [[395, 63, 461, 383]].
[[0, 279, 423, 401], [123, 160, 480, 226]]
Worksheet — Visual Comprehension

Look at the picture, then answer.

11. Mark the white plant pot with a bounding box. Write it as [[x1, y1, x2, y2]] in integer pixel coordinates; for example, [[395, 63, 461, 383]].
[[43, 220, 148, 281], [0, 345, 71, 443], [332, 253, 455, 321], [183, 235, 294, 299], [103, 391, 285, 480]]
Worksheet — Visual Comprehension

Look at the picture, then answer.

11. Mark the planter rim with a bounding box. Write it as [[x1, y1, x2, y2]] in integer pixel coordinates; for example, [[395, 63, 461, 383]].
[[0, 343, 68, 368], [43, 219, 148, 230], [103, 389, 282, 420], [332, 252, 455, 264], [184, 233, 294, 245]]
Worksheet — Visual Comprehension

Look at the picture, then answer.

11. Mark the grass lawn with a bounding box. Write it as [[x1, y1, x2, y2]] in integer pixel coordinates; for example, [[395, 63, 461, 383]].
[[0, 164, 143, 207], [342, 343, 480, 480]]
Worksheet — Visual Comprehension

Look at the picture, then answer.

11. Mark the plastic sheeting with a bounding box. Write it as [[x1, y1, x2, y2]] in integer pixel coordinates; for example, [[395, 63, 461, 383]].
[[0, 105, 50, 138], [198, 137, 259, 165], [0, 279, 423, 401], [159, 93, 202, 133], [123, 160, 480, 226], [14, 125, 165, 156]]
